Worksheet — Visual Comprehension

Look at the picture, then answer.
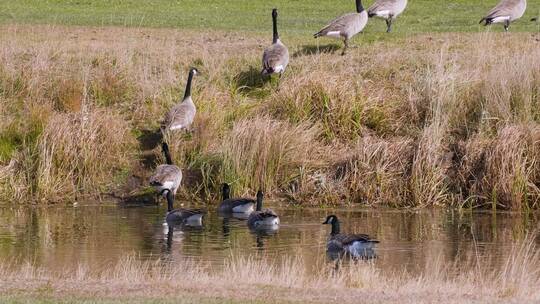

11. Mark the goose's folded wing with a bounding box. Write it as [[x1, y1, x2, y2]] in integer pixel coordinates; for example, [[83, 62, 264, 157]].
[[221, 198, 256, 208], [163, 101, 195, 129], [149, 165, 181, 185], [484, 1, 516, 19], [367, 1, 393, 14], [315, 13, 358, 36], [263, 43, 289, 70], [336, 234, 378, 245]]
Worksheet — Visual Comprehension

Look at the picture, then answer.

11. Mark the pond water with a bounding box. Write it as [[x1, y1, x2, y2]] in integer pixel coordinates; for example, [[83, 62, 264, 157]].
[[0, 200, 539, 275]]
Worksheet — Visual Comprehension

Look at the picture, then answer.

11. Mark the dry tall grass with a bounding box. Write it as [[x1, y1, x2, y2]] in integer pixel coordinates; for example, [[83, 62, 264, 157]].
[[1, 239, 539, 303], [0, 25, 539, 208]]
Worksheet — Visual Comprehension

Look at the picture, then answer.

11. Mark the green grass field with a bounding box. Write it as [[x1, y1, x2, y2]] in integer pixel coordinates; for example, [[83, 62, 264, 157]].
[[0, 0, 539, 35]]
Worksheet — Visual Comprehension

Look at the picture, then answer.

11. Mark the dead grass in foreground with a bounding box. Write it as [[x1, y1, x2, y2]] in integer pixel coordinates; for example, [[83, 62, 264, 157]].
[[0, 239, 539, 303]]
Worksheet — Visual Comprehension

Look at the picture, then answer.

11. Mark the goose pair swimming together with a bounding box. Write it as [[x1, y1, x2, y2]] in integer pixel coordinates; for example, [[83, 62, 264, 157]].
[[219, 184, 280, 231]]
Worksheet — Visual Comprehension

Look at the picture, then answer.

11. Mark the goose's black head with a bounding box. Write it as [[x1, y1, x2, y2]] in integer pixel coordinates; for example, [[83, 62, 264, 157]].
[[322, 215, 339, 225], [222, 183, 230, 200], [272, 8, 278, 19], [189, 67, 199, 76]]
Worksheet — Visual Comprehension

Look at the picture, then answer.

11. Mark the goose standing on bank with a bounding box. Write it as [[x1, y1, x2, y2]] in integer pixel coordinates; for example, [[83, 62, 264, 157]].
[[149, 142, 182, 199], [479, 0, 527, 32], [218, 183, 256, 214], [322, 215, 379, 258], [367, 0, 408, 33], [262, 8, 290, 78], [247, 191, 280, 230], [162, 67, 198, 132], [314, 0, 368, 55]]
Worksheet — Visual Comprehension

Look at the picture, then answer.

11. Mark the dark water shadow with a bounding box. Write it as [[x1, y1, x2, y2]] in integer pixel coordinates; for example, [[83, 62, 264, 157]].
[[116, 192, 158, 206], [233, 66, 270, 96], [293, 44, 341, 58], [137, 128, 162, 169]]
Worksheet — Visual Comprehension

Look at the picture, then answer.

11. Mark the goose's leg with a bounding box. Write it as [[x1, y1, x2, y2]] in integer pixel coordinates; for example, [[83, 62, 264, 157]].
[[341, 38, 349, 55], [386, 16, 394, 33], [504, 20, 510, 32]]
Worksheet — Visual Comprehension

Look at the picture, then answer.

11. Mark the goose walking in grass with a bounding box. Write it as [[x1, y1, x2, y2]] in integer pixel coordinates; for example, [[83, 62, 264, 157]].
[[367, 0, 408, 33], [149, 142, 182, 199], [262, 8, 289, 78], [322, 215, 378, 258], [314, 0, 368, 55], [162, 67, 198, 132], [218, 183, 256, 214], [479, 0, 527, 32], [247, 191, 280, 231]]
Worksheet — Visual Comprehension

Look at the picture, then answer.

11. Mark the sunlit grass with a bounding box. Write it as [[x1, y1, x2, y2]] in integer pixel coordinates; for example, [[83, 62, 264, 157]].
[[0, 25, 539, 208]]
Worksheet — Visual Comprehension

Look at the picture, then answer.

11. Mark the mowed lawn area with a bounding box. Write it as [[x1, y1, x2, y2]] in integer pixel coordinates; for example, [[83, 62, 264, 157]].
[[0, 0, 539, 35]]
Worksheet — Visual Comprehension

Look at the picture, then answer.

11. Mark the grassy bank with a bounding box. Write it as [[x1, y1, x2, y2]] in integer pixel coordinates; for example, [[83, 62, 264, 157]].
[[0, 0, 539, 33], [1, 239, 540, 303], [0, 25, 539, 208]]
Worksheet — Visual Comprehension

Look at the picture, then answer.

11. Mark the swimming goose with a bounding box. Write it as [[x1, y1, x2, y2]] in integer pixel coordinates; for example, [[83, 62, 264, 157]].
[[314, 0, 368, 55], [163, 189, 204, 226], [322, 215, 379, 258], [162, 67, 198, 132], [480, 0, 527, 32], [218, 183, 256, 214], [262, 9, 290, 78], [247, 191, 280, 230], [367, 0, 408, 33], [149, 142, 182, 199]]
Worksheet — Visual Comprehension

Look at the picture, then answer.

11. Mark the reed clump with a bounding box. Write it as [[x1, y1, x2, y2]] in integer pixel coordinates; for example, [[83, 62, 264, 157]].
[[0, 26, 539, 208]]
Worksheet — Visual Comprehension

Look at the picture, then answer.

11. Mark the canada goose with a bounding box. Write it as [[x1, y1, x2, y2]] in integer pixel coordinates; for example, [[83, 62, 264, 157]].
[[160, 189, 204, 226], [149, 142, 182, 199], [162, 67, 198, 132], [218, 183, 256, 214], [314, 0, 368, 55], [247, 191, 280, 230], [367, 0, 408, 33], [262, 9, 290, 78], [480, 0, 527, 32], [322, 215, 379, 258]]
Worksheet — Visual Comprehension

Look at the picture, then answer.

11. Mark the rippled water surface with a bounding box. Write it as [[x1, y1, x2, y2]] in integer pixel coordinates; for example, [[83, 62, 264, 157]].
[[1, 200, 539, 274]]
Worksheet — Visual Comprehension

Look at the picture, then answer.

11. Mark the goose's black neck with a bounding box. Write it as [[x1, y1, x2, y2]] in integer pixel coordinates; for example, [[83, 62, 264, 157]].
[[166, 190, 174, 212], [272, 10, 279, 44], [222, 185, 230, 201], [330, 219, 340, 235], [183, 70, 194, 100], [256, 193, 263, 211], [162, 143, 173, 165], [356, 0, 364, 13]]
